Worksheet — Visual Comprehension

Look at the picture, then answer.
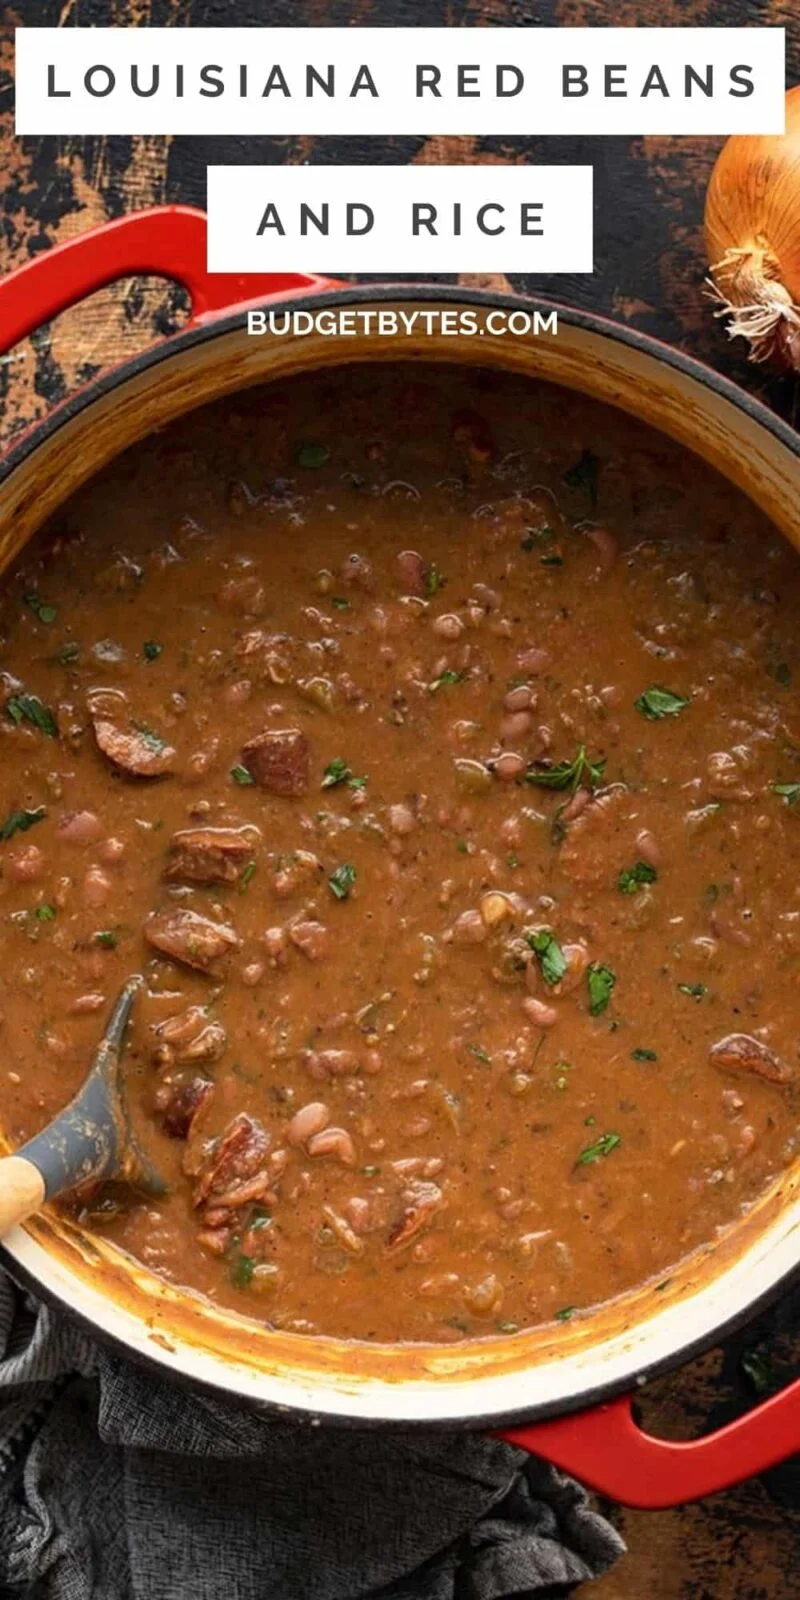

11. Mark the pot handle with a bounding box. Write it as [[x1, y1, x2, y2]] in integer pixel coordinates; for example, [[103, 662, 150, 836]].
[[0, 204, 338, 355], [498, 1376, 800, 1508]]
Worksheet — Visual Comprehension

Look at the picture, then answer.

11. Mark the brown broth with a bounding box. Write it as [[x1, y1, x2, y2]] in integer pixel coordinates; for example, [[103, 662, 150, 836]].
[[0, 363, 798, 1344]]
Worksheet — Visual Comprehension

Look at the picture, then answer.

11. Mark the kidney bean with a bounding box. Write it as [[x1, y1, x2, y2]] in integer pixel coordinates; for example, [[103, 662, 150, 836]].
[[388, 803, 416, 836], [307, 1126, 357, 1166], [582, 524, 618, 575], [7, 844, 44, 883], [419, 1272, 461, 1298], [221, 678, 252, 707], [451, 910, 487, 945], [557, 942, 590, 995], [559, 787, 591, 825], [463, 1274, 503, 1315], [186, 737, 220, 782], [432, 613, 464, 640], [522, 996, 559, 1028], [57, 810, 103, 846], [492, 752, 526, 782], [218, 573, 267, 616], [500, 711, 533, 742], [304, 1048, 359, 1081], [99, 837, 125, 865], [82, 864, 112, 908], [516, 646, 550, 674], [289, 920, 329, 962], [396, 550, 426, 596], [504, 684, 535, 713], [322, 1205, 364, 1255], [406, 1115, 433, 1137], [241, 962, 264, 987], [635, 829, 660, 868], [264, 927, 288, 966], [287, 1101, 330, 1147]]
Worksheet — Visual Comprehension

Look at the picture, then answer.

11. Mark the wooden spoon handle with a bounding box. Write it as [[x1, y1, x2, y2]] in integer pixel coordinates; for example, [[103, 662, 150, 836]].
[[0, 1156, 46, 1236]]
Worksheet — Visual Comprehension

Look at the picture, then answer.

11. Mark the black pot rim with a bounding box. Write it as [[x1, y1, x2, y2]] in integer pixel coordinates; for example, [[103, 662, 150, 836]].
[[3, 282, 800, 490]]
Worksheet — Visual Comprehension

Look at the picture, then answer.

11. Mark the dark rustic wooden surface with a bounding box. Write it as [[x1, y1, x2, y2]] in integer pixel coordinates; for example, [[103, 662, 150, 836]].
[[1, 1, 800, 1594]]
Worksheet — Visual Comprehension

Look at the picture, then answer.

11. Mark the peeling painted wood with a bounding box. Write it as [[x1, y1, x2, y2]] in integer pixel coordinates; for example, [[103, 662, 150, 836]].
[[1, 3, 799, 1594]]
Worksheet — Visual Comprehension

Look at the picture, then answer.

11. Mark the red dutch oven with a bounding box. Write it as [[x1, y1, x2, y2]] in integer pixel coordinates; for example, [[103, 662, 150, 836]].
[[1, 206, 799, 1510]]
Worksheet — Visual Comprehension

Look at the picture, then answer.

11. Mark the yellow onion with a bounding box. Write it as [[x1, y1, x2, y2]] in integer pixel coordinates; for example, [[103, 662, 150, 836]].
[[705, 86, 800, 370]]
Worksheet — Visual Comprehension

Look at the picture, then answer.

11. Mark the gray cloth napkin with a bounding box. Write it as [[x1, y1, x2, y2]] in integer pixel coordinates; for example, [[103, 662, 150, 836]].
[[0, 1271, 624, 1599]]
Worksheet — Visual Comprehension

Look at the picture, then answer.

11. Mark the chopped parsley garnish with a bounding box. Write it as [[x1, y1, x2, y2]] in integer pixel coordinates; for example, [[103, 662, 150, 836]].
[[231, 764, 255, 786], [35, 904, 56, 922], [576, 1131, 621, 1165], [322, 757, 349, 788], [24, 593, 57, 624], [632, 1048, 657, 1062], [240, 861, 256, 890], [229, 1252, 255, 1288], [7, 695, 57, 738], [497, 1320, 519, 1334], [587, 963, 616, 1016], [425, 563, 444, 597], [457, 839, 469, 854], [525, 927, 567, 987], [0, 806, 45, 842], [634, 686, 689, 721], [618, 861, 657, 894], [295, 442, 330, 469], [321, 758, 367, 791], [540, 553, 563, 567], [555, 1305, 577, 1322], [329, 862, 356, 900], [525, 744, 606, 792], [678, 982, 706, 999], [468, 1044, 492, 1066], [93, 930, 118, 949], [331, 596, 350, 611], [142, 640, 163, 662], [773, 782, 800, 807], [563, 448, 600, 502], [429, 669, 465, 692]]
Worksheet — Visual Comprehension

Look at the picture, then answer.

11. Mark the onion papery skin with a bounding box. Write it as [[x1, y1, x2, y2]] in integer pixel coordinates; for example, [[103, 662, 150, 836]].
[[705, 86, 800, 371]]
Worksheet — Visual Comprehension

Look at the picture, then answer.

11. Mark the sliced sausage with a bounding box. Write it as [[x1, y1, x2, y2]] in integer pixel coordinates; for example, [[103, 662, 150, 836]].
[[92, 718, 176, 778], [386, 1181, 443, 1252], [144, 908, 240, 972], [156, 1075, 215, 1140], [241, 728, 309, 795], [709, 1033, 792, 1086], [164, 827, 259, 885], [192, 1112, 272, 1215]]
